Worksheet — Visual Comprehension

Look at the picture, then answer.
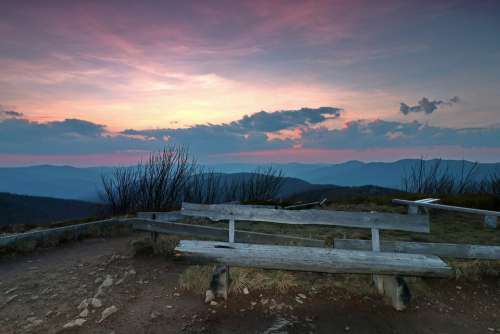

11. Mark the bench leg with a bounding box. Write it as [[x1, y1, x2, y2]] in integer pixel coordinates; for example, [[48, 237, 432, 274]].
[[150, 231, 158, 243], [205, 264, 230, 303], [375, 275, 411, 311]]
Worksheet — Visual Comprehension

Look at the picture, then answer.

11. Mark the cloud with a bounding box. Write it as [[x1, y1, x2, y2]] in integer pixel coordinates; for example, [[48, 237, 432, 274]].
[[300, 119, 500, 149], [400, 96, 460, 115], [1, 106, 499, 160], [234, 107, 340, 132], [0, 106, 23, 119]]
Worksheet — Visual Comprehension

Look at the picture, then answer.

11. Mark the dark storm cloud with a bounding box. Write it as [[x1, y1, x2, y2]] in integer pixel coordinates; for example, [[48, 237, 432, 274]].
[[400, 96, 460, 115]]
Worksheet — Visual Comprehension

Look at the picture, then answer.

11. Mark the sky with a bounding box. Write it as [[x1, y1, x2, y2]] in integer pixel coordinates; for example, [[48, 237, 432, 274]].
[[0, 0, 499, 166]]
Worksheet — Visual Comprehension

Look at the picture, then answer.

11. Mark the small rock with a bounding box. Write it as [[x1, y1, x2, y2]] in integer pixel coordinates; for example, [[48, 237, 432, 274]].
[[297, 293, 307, 299], [166, 305, 173, 309], [63, 318, 86, 328], [295, 298, 304, 304], [27, 317, 43, 326], [90, 298, 102, 308], [210, 301, 218, 306], [78, 299, 89, 310], [5, 294, 17, 304], [100, 275, 114, 288], [345, 325, 350, 331], [5, 287, 18, 295], [173, 292, 180, 297], [243, 287, 249, 295], [456, 286, 462, 290], [150, 311, 160, 319], [99, 305, 118, 323], [79, 309, 89, 318]]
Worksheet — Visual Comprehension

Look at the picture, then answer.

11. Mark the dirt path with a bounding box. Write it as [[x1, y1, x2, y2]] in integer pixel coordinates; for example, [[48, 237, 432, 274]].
[[1, 236, 499, 334]]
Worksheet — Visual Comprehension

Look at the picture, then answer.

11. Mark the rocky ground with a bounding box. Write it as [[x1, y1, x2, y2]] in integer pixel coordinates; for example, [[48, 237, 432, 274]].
[[1, 236, 500, 334]]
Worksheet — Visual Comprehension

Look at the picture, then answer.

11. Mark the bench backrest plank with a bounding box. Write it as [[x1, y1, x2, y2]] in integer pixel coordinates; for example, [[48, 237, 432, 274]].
[[181, 202, 429, 233]]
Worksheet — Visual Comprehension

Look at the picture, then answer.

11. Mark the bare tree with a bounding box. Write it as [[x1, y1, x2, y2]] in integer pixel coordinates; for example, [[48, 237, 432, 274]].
[[101, 145, 197, 213], [402, 158, 482, 195], [237, 166, 285, 202], [100, 166, 139, 215], [184, 167, 225, 204]]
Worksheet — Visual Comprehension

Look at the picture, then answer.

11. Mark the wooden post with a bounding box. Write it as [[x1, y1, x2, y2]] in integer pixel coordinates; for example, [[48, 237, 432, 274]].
[[226, 218, 235, 304], [371, 228, 380, 252], [484, 215, 497, 229], [228, 219, 235, 243], [408, 205, 419, 215], [371, 228, 383, 293], [150, 231, 158, 243]]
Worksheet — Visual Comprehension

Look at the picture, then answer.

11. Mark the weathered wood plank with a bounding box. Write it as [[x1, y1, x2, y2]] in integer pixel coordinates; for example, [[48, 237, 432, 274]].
[[175, 240, 452, 277], [181, 202, 429, 233], [393, 199, 500, 217], [228, 219, 235, 243], [129, 219, 324, 247], [0, 219, 118, 248], [334, 239, 500, 260], [136, 211, 183, 221]]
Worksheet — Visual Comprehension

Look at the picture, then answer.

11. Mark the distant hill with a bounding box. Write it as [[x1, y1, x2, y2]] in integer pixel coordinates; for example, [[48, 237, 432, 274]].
[[0, 165, 113, 201], [211, 159, 500, 189], [0, 192, 105, 226], [0, 159, 498, 201]]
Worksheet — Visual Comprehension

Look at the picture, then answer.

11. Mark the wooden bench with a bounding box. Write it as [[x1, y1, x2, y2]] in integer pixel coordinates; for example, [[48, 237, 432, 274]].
[[175, 202, 452, 310]]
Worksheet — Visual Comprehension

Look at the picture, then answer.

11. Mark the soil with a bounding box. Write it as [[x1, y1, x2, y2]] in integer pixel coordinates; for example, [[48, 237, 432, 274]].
[[1, 236, 499, 334]]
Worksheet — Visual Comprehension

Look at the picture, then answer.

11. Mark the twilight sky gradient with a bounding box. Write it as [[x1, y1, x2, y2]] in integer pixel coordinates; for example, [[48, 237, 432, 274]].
[[0, 0, 499, 165]]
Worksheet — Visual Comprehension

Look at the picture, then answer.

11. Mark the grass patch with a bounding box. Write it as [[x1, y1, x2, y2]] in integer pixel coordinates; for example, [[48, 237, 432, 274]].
[[130, 234, 180, 257], [450, 259, 500, 280], [178, 266, 382, 296]]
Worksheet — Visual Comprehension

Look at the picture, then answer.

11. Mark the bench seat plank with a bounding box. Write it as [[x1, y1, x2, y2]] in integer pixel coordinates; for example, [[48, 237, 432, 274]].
[[175, 240, 452, 277], [182, 202, 429, 233]]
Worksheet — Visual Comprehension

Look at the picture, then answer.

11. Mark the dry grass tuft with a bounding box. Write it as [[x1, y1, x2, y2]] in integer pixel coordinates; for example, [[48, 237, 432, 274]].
[[130, 235, 180, 257], [450, 259, 500, 280], [178, 266, 300, 295], [178, 265, 213, 295]]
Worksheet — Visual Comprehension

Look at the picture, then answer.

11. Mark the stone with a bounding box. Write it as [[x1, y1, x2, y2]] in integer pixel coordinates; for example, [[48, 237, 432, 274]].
[[297, 293, 307, 299], [150, 311, 160, 319], [63, 318, 86, 329], [90, 298, 102, 308], [243, 287, 249, 295], [78, 299, 89, 310], [101, 275, 114, 288], [98, 305, 118, 323], [79, 309, 89, 318]]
